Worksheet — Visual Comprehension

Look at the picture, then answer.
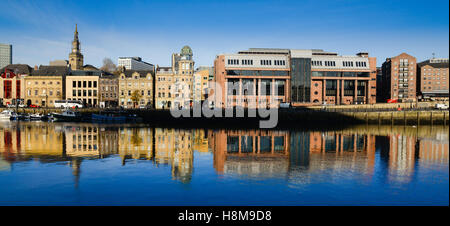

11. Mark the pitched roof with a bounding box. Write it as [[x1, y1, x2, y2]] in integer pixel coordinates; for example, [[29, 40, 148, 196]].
[[0, 64, 33, 74], [418, 61, 449, 68], [122, 70, 154, 78], [31, 65, 69, 76]]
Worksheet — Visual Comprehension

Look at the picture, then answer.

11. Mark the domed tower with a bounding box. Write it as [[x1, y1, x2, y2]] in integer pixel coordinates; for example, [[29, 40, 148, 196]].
[[178, 45, 194, 75], [69, 24, 84, 70]]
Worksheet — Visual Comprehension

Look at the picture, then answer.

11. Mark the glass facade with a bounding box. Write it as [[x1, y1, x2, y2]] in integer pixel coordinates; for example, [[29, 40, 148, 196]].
[[291, 58, 311, 102]]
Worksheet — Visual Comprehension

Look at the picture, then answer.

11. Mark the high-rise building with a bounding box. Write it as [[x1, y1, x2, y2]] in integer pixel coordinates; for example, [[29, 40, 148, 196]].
[[417, 58, 449, 100], [118, 57, 155, 71], [0, 43, 12, 69], [381, 53, 417, 102]]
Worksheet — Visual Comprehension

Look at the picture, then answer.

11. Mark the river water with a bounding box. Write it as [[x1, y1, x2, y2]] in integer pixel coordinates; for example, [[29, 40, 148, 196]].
[[0, 121, 448, 205]]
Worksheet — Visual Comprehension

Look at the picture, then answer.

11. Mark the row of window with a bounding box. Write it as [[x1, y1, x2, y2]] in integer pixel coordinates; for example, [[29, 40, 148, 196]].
[[27, 81, 61, 85], [226, 70, 289, 76], [261, 60, 272, 65], [72, 80, 97, 88], [120, 90, 152, 96], [228, 59, 239, 65], [274, 60, 286, 66], [311, 61, 368, 67], [72, 89, 98, 97], [27, 89, 61, 96], [242, 59, 253, 65], [311, 71, 370, 77], [227, 59, 286, 66]]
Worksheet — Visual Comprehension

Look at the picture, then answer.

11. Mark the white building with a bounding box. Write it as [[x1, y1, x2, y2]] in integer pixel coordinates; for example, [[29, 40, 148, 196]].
[[118, 57, 155, 71]]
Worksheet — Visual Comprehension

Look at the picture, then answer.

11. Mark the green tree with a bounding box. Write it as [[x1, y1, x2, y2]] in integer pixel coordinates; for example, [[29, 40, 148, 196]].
[[130, 90, 142, 108]]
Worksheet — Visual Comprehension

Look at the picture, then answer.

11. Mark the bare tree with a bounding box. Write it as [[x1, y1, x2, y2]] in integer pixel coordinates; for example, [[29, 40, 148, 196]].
[[100, 58, 117, 73]]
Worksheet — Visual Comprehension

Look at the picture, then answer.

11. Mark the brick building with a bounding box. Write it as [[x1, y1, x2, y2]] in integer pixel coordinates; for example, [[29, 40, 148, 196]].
[[381, 53, 417, 102], [417, 58, 449, 100]]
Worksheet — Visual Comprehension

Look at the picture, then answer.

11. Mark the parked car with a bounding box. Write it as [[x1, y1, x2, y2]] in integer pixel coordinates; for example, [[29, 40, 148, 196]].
[[29, 104, 40, 108], [435, 104, 449, 110], [18, 104, 26, 108]]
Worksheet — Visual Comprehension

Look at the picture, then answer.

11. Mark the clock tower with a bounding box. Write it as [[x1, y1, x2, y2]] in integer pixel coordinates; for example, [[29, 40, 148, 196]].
[[69, 24, 84, 70]]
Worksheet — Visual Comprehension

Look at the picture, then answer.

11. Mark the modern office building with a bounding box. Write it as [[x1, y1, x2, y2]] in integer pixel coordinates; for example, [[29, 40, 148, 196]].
[[306, 50, 377, 105], [213, 49, 291, 108], [0, 43, 12, 69], [65, 71, 101, 107], [417, 58, 449, 100], [381, 53, 417, 102], [0, 64, 32, 106], [213, 48, 376, 108], [118, 70, 153, 108], [118, 57, 155, 71]]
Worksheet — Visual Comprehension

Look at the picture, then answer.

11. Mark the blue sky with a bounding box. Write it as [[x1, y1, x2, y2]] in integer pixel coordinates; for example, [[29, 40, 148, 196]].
[[0, 0, 448, 68]]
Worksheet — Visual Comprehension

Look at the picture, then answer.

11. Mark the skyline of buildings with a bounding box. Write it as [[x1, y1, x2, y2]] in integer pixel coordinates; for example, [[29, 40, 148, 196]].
[[0, 25, 449, 107]]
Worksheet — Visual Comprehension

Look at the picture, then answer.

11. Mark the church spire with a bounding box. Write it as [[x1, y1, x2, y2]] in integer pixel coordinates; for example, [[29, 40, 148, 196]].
[[74, 24, 78, 40], [69, 24, 83, 70]]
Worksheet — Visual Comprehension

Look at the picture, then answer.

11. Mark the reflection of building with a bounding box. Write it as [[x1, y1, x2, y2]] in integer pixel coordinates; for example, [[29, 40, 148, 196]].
[[118, 127, 153, 160], [210, 130, 290, 176], [389, 135, 417, 180], [193, 129, 209, 153], [210, 129, 379, 179], [64, 125, 100, 157], [98, 126, 119, 157], [418, 130, 449, 165], [0, 123, 64, 159], [155, 128, 193, 183], [308, 131, 376, 176]]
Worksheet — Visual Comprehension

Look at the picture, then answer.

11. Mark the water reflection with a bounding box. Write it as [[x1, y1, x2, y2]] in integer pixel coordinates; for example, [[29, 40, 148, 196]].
[[0, 122, 448, 187]]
